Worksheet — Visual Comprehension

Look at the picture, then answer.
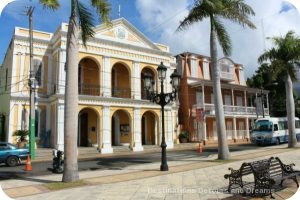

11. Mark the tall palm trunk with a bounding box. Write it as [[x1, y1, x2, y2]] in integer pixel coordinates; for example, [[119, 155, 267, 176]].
[[62, 2, 79, 182], [210, 22, 230, 160], [285, 73, 297, 147]]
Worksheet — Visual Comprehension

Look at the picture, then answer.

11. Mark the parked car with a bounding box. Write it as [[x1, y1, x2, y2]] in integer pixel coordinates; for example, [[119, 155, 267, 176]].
[[0, 142, 29, 166]]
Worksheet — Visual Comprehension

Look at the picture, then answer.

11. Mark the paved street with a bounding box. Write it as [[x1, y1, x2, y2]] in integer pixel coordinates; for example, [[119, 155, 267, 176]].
[[0, 143, 300, 200], [0, 143, 255, 179]]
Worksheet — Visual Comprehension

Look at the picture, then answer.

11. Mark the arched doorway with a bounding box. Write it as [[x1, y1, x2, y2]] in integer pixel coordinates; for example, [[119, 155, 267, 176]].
[[78, 108, 99, 147], [111, 110, 131, 146], [78, 58, 100, 96], [141, 111, 157, 145], [111, 63, 131, 98], [141, 67, 156, 100]]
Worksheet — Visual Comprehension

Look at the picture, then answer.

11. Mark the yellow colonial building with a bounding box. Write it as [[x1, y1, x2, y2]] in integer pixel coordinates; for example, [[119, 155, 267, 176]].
[[0, 18, 179, 153]]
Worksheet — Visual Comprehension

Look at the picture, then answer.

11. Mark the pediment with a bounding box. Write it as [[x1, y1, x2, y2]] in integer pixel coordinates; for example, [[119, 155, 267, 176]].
[[94, 18, 160, 50]]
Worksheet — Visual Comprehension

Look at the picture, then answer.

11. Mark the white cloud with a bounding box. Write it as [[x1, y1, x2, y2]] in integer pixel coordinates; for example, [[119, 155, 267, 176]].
[[135, 0, 300, 78]]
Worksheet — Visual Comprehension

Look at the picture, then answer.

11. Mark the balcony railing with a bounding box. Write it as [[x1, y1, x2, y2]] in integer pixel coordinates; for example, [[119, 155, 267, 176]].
[[220, 71, 234, 81], [193, 103, 269, 116], [78, 84, 100, 96], [112, 87, 131, 98]]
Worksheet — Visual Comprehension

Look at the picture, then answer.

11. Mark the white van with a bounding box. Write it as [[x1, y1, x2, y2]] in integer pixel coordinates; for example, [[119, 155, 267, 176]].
[[250, 117, 300, 145]]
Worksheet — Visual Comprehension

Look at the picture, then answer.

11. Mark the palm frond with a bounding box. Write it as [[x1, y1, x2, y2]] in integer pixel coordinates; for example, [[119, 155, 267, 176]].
[[212, 17, 231, 56], [39, 0, 60, 10], [258, 48, 278, 63], [177, 0, 212, 31], [76, 0, 95, 46], [219, 0, 255, 29], [90, 0, 111, 26]]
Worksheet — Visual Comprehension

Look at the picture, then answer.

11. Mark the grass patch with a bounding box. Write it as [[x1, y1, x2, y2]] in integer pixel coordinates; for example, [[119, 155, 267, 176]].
[[44, 180, 87, 190]]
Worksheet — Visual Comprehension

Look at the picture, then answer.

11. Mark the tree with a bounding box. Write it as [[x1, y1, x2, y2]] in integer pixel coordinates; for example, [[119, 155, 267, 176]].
[[40, 0, 110, 182], [63, 0, 110, 182], [246, 63, 286, 117], [258, 31, 300, 148], [177, 0, 255, 160]]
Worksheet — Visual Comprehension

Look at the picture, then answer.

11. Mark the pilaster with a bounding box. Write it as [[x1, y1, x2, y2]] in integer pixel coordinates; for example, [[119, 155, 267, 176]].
[[133, 62, 141, 100], [166, 110, 174, 149], [101, 106, 113, 153], [102, 56, 111, 97], [58, 50, 66, 94], [132, 108, 143, 151], [56, 103, 64, 151]]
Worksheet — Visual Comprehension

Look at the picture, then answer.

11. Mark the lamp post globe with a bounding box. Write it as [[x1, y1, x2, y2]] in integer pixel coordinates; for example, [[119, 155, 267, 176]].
[[157, 62, 167, 80]]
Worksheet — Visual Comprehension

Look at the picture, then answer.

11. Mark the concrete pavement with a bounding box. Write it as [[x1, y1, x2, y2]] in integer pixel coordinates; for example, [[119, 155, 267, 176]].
[[1, 144, 300, 200]]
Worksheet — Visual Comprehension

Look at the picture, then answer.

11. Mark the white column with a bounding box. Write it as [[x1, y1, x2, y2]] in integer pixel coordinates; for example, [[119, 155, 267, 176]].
[[133, 62, 141, 100], [101, 106, 113, 153], [102, 56, 111, 97], [166, 66, 171, 93], [8, 102, 15, 143], [17, 103, 22, 130], [246, 117, 250, 139], [56, 104, 64, 151], [19, 52, 26, 91], [58, 50, 66, 94], [233, 117, 237, 141], [231, 89, 235, 106], [132, 108, 143, 151], [202, 59, 210, 80], [46, 104, 51, 131], [166, 110, 174, 149], [11, 52, 18, 93], [202, 118, 207, 142], [47, 54, 53, 95], [202, 85, 205, 106]]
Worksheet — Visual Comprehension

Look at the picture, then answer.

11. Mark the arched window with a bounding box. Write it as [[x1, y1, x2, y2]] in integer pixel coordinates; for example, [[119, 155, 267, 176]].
[[34, 59, 43, 87]]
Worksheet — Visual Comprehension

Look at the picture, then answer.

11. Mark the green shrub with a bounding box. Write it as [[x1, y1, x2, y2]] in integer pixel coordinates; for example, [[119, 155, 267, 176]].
[[179, 130, 189, 139], [13, 129, 29, 142]]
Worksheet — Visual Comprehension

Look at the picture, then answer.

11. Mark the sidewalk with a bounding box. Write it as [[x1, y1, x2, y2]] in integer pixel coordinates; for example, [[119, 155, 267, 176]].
[[1, 144, 300, 200]]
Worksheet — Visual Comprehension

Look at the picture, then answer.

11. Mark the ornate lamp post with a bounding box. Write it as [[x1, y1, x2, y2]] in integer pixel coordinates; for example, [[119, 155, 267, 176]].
[[143, 62, 181, 171]]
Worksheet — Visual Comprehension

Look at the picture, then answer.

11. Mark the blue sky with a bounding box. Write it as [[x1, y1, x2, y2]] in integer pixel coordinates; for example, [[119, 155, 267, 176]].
[[0, 0, 300, 77]]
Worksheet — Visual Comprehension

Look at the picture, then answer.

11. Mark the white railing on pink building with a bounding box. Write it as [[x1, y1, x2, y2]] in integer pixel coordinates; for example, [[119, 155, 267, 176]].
[[193, 103, 269, 116]]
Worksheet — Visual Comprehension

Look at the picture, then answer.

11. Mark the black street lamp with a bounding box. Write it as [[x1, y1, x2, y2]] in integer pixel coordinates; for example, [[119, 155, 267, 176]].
[[143, 62, 181, 171]]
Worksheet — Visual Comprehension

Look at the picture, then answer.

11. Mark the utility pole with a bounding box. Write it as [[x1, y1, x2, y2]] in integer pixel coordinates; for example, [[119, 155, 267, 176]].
[[27, 6, 36, 160]]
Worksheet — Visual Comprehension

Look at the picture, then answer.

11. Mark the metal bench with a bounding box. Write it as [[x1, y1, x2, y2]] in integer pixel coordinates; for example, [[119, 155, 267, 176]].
[[252, 157, 300, 198], [224, 157, 300, 198], [224, 158, 272, 193]]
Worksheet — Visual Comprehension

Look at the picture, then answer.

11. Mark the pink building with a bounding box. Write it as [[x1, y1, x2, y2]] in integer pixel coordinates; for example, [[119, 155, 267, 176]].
[[176, 52, 269, 144]]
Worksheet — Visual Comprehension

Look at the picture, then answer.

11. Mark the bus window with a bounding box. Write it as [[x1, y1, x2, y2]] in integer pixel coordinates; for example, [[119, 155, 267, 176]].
[[254, 120, 273, 132], [274, 124, 278, 131], [296, 120, 300, 128], [278, 122, 285, 130]]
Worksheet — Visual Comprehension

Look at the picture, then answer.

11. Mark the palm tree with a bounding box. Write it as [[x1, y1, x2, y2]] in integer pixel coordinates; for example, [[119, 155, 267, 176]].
[[177, 0, 256, 159], [258, 31, 300, 148], [63, 0, 110, 182], [40, 0, 110, 182]]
